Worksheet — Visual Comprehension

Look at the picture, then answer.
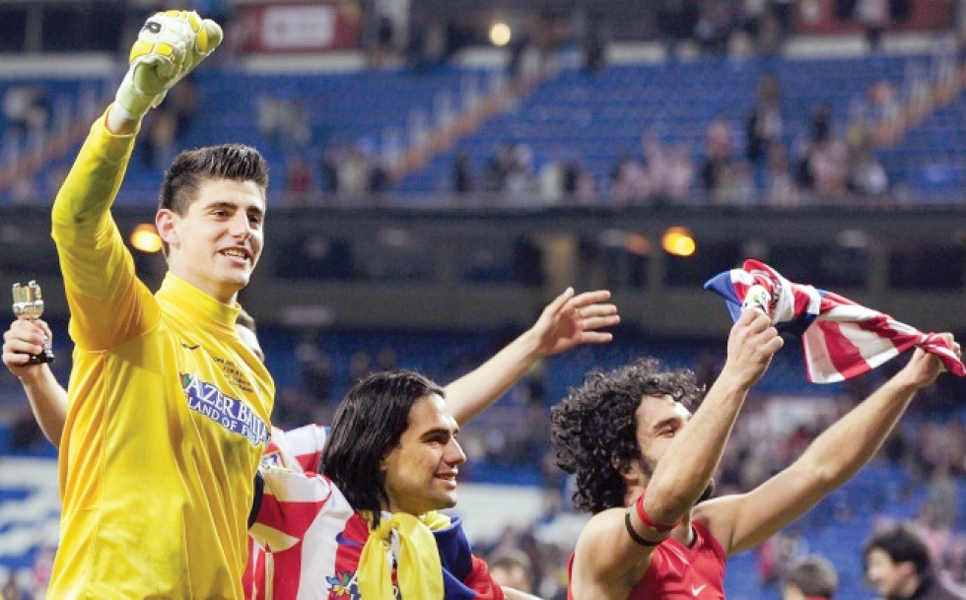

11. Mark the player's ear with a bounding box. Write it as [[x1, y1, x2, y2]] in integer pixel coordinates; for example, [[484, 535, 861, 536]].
[[156, 208, 180, 247], [614, 457, 644, 487]]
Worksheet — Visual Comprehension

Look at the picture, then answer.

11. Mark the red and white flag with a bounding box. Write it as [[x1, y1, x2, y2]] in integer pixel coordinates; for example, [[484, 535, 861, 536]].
[[704, 259, 964, 383]]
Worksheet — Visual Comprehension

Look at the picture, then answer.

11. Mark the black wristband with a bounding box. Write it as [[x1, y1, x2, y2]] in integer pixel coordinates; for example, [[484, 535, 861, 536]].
[[625, 506, 662, 547]]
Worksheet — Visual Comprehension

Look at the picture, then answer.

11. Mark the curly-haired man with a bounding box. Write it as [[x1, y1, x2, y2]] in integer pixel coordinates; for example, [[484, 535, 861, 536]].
[[552, 307, 960, 600]]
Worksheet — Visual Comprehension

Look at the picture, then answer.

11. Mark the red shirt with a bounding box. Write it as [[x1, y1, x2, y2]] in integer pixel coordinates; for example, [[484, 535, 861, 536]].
[[568, 521, 726, 600]]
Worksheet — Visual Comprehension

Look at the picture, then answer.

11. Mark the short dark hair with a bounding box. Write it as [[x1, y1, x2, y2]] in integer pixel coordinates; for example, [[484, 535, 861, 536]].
[[864, 523, 934, 580], [551, 357, 703, 514], [159, 143, 269, 215], [785, 555, 839, 599], [319, 370, 445, 526]]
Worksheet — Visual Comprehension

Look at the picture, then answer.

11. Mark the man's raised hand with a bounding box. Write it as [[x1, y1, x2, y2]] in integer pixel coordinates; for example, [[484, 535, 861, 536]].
[[531, 287, 620, 357], [114, 10, 223, 120]]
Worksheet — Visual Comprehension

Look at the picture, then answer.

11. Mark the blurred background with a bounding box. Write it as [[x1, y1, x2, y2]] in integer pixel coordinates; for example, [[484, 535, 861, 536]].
[[2, 0, 966, 598]]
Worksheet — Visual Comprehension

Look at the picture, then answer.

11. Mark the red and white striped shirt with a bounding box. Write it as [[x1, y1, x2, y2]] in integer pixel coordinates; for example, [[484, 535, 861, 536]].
[[245, 424, 328, 600], [249, 468, 503, 600]]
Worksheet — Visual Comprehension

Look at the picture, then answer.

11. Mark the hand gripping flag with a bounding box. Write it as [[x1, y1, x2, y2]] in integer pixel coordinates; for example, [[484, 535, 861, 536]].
[[703, 259, 964, 383]]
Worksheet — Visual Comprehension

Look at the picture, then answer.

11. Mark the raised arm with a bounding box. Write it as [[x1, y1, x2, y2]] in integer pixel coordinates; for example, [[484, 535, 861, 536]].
[[2, 318, 67, 446], [52, 11, 223, 350], [571, 308, 782, 599], [639, 308, 782, 527], [444, 287, 619, 425], [698, 334, 961, 555], [108, 12, 222, 135]]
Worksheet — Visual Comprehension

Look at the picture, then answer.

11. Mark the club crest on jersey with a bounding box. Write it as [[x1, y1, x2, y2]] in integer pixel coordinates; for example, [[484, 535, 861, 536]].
[[181, 373, 269, 445], [325, 571, 360, 598], [260, 451, 282, 468], [325, 570, 401, 599]]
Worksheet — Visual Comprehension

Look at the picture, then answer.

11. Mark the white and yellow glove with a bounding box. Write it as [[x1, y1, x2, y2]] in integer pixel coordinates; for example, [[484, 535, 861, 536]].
[[114, 10, 223, 120]]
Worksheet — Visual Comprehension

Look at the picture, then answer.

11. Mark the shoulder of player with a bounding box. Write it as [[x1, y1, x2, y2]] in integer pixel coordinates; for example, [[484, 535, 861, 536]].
[[574, 507, 653, 588]]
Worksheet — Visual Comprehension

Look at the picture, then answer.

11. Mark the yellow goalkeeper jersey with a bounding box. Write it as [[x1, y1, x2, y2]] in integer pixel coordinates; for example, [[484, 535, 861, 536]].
[[48, 111, 275, 599]]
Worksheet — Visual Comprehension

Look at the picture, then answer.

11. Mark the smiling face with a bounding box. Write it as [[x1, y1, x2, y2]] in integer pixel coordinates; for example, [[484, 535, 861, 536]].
[[380, 393, 466, 516], [157, 178, 265, 304], [866, 548, 915, 599]]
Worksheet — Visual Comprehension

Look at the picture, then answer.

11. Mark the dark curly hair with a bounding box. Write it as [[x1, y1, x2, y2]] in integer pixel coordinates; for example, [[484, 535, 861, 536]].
[[551, 357, 704, 514]]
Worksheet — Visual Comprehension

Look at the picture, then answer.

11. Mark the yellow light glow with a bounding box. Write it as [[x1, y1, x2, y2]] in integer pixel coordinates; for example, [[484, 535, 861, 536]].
[[662, 226, 696, 257], [130, 223, 162, 253], [490, 23, 512, 47]]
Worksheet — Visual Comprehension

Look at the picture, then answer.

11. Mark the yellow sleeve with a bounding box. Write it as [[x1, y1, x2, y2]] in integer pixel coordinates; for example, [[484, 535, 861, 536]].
[[50, 108, 160, 351]]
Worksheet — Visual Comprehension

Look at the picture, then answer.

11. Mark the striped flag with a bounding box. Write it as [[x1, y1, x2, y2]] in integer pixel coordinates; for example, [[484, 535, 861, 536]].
[[703, 259, 964, 383]]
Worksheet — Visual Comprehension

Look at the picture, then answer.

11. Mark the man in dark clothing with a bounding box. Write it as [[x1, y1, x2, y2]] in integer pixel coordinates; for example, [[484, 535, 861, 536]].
[[865, 523, 966, 600]]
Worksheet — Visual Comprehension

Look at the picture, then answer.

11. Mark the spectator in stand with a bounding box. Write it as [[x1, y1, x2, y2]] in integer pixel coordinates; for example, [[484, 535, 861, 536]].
[[641, 130, 669, 193], [141, 109, 177, 170], [489, 549, 535, 595], [1, 575, 25, 600], [505, 142, 536, 196], [665, 143, 696, 202], [853, 79, 902, 146], [169, 72, 197, 140], [484, 142, 514, 192], [694, 1, 734, 55], [701, 115, 734, 198], [865, 523, 966, 600], [2, 84, 49, 139], [769, 0, 796, 44], [758, 529, 804, 588], [454, 149, 473, 193], [922, 462, 958, 530], [847, 144, 889, 201], [809, 128, 848, 199], [320, 142, 344, 195], [563, 154, 596, 204], [611, 156, 650, 206], [783, 555, 839, 600], [701, 115, 754, 205], [798, 103, 849, 201], [856, 0, 889, 51], [284, 155, 315, 205], [746, 73, 784, 165], [763, 141, 800, 208]]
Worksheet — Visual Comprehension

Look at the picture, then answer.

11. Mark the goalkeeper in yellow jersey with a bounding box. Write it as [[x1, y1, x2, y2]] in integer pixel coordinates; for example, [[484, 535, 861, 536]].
[[48, 10, 275, 598]]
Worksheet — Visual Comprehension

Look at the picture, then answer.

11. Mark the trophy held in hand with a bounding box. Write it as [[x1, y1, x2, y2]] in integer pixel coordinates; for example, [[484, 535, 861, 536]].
[[12, 280, 54, 364]]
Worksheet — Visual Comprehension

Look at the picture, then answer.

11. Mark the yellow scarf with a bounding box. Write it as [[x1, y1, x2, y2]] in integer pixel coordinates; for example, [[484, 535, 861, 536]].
[[357, 511, 451, 599]]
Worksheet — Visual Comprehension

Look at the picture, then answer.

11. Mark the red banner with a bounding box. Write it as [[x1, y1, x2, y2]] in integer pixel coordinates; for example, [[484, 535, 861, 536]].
[[240, 3, 361, 52]]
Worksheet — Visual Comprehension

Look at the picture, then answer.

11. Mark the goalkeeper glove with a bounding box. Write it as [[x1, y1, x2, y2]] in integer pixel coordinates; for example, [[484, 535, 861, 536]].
[[114, 10, 223, 120]]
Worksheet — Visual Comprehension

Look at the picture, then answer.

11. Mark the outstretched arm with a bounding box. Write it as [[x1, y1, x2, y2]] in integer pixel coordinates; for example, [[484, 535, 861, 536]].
[[53, 11, 223, 351], [444, 287, 619, 425], [698, 334, 961, 555], [2, 318, 67, 446], [570, 308, 783, 599]]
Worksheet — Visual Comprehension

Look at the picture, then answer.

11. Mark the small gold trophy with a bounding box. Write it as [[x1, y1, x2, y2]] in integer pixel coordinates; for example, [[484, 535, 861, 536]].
[[12, 280, 54, 364]]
